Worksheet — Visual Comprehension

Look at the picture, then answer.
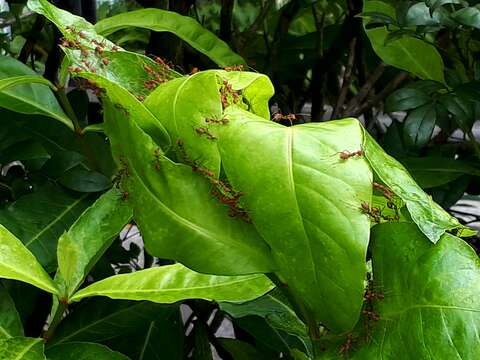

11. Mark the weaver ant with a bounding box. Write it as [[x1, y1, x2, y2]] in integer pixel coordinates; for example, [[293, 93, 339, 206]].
[[339, 149, 364, 160], [224, 65, 244, 71]]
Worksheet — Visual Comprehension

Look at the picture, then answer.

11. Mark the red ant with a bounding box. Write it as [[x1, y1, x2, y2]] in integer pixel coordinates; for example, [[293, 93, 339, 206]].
[[224, 65, 244, 71], [339, 149, 364, 160], [205, 116, 229, 125], [339, 334, 355, 355], [136, 95, 145, 102], [68, 66, 82, 73], [102, 58, 109, 65], [120, 191, 129, 201]]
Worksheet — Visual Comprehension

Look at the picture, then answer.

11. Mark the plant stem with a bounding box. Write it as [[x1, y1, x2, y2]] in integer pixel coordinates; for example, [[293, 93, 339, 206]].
[[57, 86, 82, 133], [42, 302, 67, 341]]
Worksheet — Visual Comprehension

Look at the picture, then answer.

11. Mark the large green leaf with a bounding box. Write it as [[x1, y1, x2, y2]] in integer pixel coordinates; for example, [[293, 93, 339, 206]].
[[27, 0, 178, 99], [46, 342, 130, 360], [56, 188, 132, 299], [95, 9, 246, 67], [218, 107, 372, 333], [103, 101, 274, 275], [362, 131, 474, 242], [0, 285, 23, 339], [68, 72, 170, 148], [323, 222, 480, 359], [69, 263, 274, 303], [0, 337, 45, 360], [0, 225, 58, 295], [0, 182, 94, 272], [144, 70, 273, 175], [50, 299, 184, 360], [402, 157, 480, 188], [363, 1, 445, 83], [0, 56, 72, 129]]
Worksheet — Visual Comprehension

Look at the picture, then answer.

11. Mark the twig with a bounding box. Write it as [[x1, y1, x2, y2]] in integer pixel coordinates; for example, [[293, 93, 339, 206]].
[[352, 72, 409, 117], [345, 63, 386, 115], [332, 38, 357, 119], [219, 0, 234, 42]]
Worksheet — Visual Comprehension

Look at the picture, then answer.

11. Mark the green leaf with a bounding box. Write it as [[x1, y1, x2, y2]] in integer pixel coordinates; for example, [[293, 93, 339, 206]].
[[330, 222, 480, 359], [0, 285, 23, 339], [0, 56, 72, 130], [439, 93, 475, 131], [0, 224, 58, 295], [0, 75, 57, 92], [46, 342, 130, 360], [58, 166, 112, 193], [362, 131, 474, 242], [363, 1, 445, 83], [406, 3, 440, 26], [402, 157, 480, 188], [385, 88, 431, 112], [103, 101, 274, 275], [0, 337, 45, 360], [426, 0, 465, 11], [452, 6, 480, 29], [50, 299, 183, 359], [220, 290, 309, 346], [56, 188, 132, 299], [95, 9, 246, 67], [0, 182, 94, 272], [218, 107, 372, 333], [403, 103, 437, 147], [144, 70, 274, 175], [69, 263, 274, 303], [28, 0, 178, 99]]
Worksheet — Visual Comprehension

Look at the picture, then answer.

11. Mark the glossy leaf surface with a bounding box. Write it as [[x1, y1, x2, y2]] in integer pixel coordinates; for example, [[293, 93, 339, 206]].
[[0, 337, 45, 360], [0, 182, 94, 272], [363, 131, 474, 242], [95, 9, 246, 67], [46, 342, 130, 360], [57, 188, 132, 298], [0, 225, 58, 295], [218, 107, 372, 333], [104, 102, 274, 275], [0, 56, 71, 129], [363, 1, 445, 83], [70, 263, 274, 303], [324, 222, 480, 359], [144, 70, 274, 175], [50, 299, 183, 360], [0, 285, 23, 339]]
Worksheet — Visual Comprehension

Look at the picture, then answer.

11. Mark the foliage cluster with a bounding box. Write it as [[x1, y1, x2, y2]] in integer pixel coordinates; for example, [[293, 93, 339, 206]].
[[0, 0, 479, 359]]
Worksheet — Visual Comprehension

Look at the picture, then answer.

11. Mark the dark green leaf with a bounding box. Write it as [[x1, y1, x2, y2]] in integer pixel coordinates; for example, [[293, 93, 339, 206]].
[[50, 299, 183, 360], [58, 166, 111, 193], [46, 342, 130, 360], [402, 157, 480, 188], [440, 93, 475, 130], [406, 3, 440, 26], [95, 9, 246, 67], [0, 182, 93, 271], [363, 1, 445, 83], [452, 6, 480, 29], [385, 88, 431, 112], [403, 103, 437, 147]]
